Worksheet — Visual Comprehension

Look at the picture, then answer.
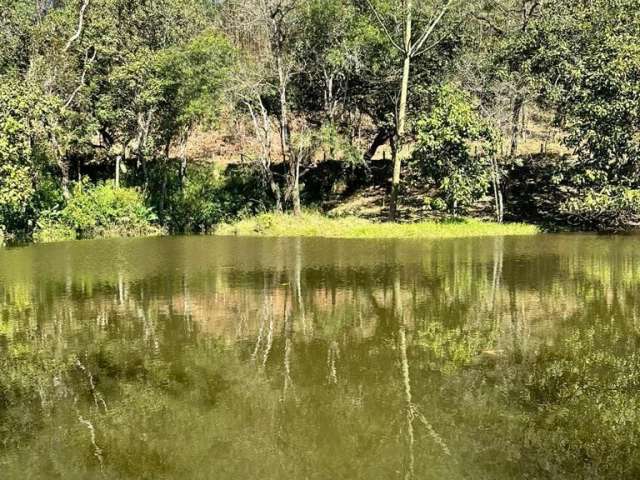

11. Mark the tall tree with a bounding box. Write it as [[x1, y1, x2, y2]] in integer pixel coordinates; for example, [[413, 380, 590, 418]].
[[366, 0, 457, 219], [223, 0, 306, 215]]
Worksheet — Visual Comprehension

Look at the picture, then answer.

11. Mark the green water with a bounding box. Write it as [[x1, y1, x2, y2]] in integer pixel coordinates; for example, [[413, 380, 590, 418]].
[[1, 235, 639, 479]]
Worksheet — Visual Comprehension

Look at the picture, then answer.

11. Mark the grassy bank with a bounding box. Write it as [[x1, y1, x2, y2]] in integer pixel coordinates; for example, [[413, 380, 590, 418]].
[[215, 212, 540, 239]]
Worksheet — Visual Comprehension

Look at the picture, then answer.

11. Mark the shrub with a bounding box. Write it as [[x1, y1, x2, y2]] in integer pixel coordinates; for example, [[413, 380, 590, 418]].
[[0, 81, 62, 237], [164, 167, 230, 234], [34, 181, 164, 242], [560, 187, 640, 232], [32, 216, 76, 243], [412, 84, 497, 215], [160, 164, 271, 234]]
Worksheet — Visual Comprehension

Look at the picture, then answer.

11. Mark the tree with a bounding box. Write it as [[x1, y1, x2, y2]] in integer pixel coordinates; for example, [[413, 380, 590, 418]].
[[223, 0, 308, 215], [0, 79, 62, 234], [365, 0, 458, 219], [530, 0, 640, 185]]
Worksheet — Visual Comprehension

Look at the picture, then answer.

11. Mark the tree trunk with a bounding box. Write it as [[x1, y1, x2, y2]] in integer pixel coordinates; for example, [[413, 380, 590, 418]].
[[389, 0, 413, 221], [58, 158, 71, 199], [510, 94, 524, 157], [277, 56, 289, 164], [246, 98, 282, 212], [290, 157, 301, 216], [159, 144, 170, 220], [136, 111, 152, 191], [179, 136, 187, 189], [269, 172, 283, 212], [50, 130, 70, 199], [276, 52, 300, 216], [364, 127, 392, 163], [491, 156, 504, 223], [115, 155, 121, 188]]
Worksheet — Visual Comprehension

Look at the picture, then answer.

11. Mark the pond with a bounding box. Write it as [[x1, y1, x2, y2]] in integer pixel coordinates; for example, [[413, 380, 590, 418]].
[[1, 235, 639, 479]]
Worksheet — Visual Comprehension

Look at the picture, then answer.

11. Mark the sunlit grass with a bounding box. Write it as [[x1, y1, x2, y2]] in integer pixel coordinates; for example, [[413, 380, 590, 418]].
[[215, 212, 540, 239]]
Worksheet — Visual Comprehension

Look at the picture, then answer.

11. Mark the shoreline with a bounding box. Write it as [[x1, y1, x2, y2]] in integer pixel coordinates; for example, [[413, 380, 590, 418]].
[[1, 213, 544, 247], [214, 212, 540, 240]]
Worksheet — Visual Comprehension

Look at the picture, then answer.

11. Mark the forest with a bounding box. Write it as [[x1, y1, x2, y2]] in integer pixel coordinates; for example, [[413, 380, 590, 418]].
[[1, 0, 639, 242]]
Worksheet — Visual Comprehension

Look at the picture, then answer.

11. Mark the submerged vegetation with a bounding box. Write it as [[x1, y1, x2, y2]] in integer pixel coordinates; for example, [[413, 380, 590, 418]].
[[217, 212, 539, 239], [1, 0, 639, 242]]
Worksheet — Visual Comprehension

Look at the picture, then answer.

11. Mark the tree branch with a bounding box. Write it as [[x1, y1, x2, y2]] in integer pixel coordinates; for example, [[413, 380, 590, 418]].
[[64, 47, 96, 108], [410, 0, 455, 57], [63, 0, 90, 52], [365, 0, 404, 53]]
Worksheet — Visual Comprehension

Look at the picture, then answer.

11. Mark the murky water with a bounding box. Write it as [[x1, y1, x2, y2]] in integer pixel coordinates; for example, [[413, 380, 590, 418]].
[[1, 235, 639, 479]]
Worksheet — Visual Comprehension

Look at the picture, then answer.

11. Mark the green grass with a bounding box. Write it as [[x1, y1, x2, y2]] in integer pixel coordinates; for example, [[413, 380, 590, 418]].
[[215, 212, 540, 239]]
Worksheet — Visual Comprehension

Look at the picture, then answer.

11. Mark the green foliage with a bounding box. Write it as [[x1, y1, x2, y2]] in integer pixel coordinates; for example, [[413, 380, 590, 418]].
[[216, 211, 538, 238], [527, 0, 640, 184], [0, 79, 62, 235], [35, 182, 163, 242], [0, 164, 34, 234], [561, 187, 640, 232], [413, 84, 496, 214], [1, 0, 640, 238], [424, 196, 448, 212], [318, 123, 362, 163], [153, 164, 272, 234], [154, 31, 234, 147], [172, 168, 230, 233]]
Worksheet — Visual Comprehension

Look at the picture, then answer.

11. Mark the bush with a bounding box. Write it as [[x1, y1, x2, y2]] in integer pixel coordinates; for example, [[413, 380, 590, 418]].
[[412, 84, 496, 215], [560, 187, 640, 232], [0, 81, 62, 237], [164, 167, 230, 234], [158, 164, 272, 234], [32, 216, 77, 243], [34, 181, 164, 242]]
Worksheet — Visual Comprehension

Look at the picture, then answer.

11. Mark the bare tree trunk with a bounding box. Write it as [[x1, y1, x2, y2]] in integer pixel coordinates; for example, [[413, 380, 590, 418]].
[[246, 97, 282, 211], [63, 0, 90, 52], [115, 155, 121, 188], [49, 129, 70, 199], [275, 51, 301, 216], [323, 69, 339, 159], [290, 156, 302, 216], [510, 94, 524, 157], [490, 156, 504, 222], [366, 0, 454, 220], [277, 55, 289, 164], [59, 158, 71, 199], [159, 143, 170, 220], [389, 0, 413, 221]]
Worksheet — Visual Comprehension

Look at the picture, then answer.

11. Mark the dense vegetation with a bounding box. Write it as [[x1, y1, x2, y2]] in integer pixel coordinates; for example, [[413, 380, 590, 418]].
[[1, 0, 639, 242]]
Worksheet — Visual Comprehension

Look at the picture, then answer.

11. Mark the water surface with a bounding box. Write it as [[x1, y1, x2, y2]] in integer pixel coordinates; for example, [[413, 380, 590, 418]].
[[1, 235, 639, 479]]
